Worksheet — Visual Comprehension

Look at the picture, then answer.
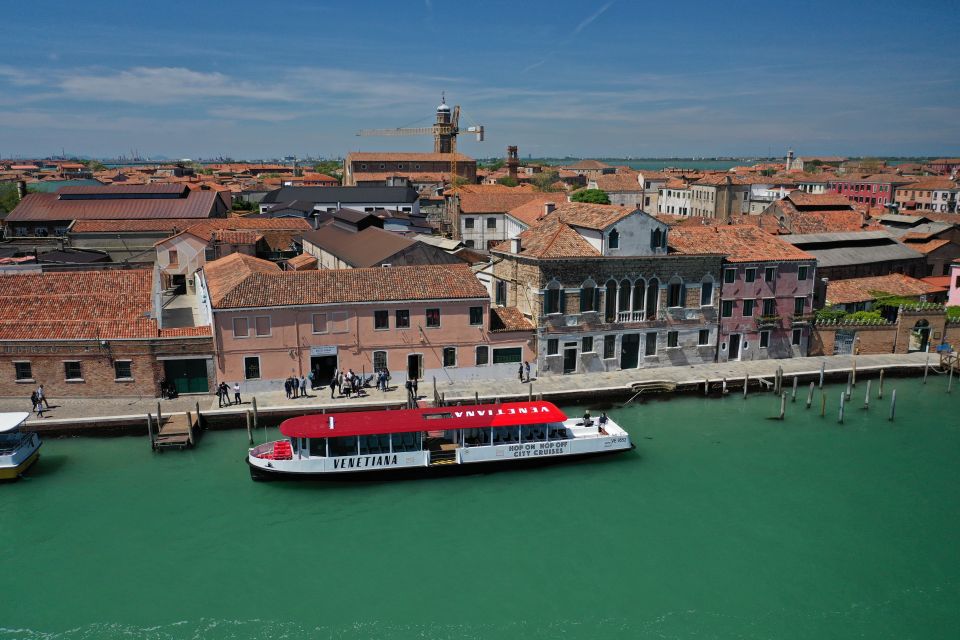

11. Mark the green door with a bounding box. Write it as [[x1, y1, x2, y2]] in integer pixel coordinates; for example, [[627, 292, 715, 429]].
[[164, 359, 209, 394]]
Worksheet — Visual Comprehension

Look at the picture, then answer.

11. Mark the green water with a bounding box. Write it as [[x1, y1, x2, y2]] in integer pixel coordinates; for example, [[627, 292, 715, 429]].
[[2, 378, 959, 639]]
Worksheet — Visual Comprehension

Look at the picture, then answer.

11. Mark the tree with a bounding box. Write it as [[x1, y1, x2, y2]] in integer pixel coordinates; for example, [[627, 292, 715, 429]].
[[530, 169, 562, 192], [570, 188, 610, 204], [312, 161, 343, 180], [496, 176, 519, 187], [0, 183, 20, 214], [82, 160, 107, 172], [481, 159, 504, 171]]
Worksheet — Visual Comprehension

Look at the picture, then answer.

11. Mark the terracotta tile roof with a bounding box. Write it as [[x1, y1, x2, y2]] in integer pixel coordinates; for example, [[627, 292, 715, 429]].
[[7, 188, 223, 221], [826, 273, 947, 305], [693, 174, 752, 186], [898, 178, 958, 191], [0, 269, 210, 340], [157, 217, 311, 249], [205, 258, 487, 309], [556, 201, 636, 230], [591, 173, 643, 192], [669, 225, 814, 263], [566, 159, 612, 170], [491, 216, 600, 259], [785, 191, 854, 208], [458, 186, 545, 214], [348, 152, 473, 162], [285, 253, 318, 270], [902, 238, 951, 254], [490, 307, 534, 332], [210, 229, 263, 245], [505, 196, 564, 227], [70, 219, 208, 233]]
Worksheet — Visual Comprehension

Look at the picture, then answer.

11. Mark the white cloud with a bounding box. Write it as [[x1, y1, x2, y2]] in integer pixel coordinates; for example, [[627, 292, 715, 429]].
[[58, 66, 298, 104], [573, 1, 614, 35]]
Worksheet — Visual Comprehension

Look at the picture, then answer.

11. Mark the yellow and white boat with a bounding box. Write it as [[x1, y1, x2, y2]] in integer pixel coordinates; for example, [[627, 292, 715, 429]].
[[0, 412, 41, 481]]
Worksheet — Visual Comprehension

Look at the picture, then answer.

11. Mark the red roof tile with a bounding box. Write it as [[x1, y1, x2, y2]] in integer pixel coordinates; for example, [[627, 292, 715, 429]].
[[669, 225, 815, 263], [826, 273, 947, 305], [204, 256, 488, 309]]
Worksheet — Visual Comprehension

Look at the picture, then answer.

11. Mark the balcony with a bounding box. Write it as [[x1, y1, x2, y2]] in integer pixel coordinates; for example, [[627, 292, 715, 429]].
[[617, 310, 644, 323], [792, 314, 816, 326], [756, 315, 781, 328]]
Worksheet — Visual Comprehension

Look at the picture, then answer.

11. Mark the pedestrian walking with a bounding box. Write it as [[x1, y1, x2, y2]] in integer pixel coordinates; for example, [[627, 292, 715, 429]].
[[384, 367, 391, 391], [233, 382, 242, 405], [284, 378, 292, 399], [300, 376, 307, 398], [411, 377, 418, 398], [37, 384, 50, 409], [518, 363, 524, 382], [30, 390, 38, 412], [308, 369, 315, 390], [524, 361, 531, 382], [220, 382, 231, 406], [330, 373, 338, 399], [216, 383, 225, 407]]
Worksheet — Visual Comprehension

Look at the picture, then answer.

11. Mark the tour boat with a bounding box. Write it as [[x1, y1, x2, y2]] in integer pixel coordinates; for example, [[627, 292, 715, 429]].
[[0, 412, 42, 481], [248, 401, 632, 480]]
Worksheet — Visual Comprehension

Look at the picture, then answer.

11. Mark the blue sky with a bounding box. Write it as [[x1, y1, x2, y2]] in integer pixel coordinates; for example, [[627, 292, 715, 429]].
[[2, 0, 958, 159]]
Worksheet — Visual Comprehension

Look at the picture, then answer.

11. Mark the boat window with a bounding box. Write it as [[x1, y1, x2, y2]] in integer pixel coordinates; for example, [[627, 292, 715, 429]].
[[423, 412, 453, 420], [329, 436, 358, 457], [391, 431, 421, 452], [521, 425, 547, 442], [464, 428, 490, 447], [308, 438, 327, 457], [492, 426, 518, 444], [0, 432, 24, 452]]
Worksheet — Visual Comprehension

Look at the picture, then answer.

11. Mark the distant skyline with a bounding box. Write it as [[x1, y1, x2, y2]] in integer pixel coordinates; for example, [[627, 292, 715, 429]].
[[2, 0, 958, 159]]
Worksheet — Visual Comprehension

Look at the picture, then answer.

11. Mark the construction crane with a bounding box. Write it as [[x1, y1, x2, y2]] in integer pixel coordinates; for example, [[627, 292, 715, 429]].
[[357, 96, 484, 191]]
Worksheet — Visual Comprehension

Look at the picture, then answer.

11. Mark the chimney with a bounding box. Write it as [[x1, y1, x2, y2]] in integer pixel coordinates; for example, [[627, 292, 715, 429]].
[[510, 237, 522, 254], [16, 180, 26, 200], [543, 202, 556, 217]]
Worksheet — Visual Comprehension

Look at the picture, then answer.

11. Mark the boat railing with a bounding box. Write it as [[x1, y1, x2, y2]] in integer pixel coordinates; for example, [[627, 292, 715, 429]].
[[249, 442, 276, 459], [0, 431, 34, 456]]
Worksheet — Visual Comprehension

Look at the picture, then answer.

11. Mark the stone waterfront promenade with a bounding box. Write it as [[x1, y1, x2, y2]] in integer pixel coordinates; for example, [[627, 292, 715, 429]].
[[1, 352, 937, 432]]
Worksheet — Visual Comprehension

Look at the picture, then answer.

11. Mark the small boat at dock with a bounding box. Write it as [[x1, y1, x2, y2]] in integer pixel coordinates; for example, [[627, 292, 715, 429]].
[[248, 401, 632, 480], [0, 412, 42, 481]]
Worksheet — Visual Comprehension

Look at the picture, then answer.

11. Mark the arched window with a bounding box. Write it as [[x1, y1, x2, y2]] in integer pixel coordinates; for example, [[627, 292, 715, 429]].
[[646, 278, 660, 320], [608, 228, 620, 250], [604, 279, 617, 323], [632, 279, 645, 321], [667, 276, 685, 308], [618, 279, 631, 314], [700, 276, 715, 307], [543, 281, 563, 315], [580, 279, 598, 313]]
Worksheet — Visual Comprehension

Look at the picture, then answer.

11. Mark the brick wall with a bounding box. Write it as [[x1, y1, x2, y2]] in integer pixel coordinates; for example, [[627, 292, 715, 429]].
[[0, 337, 214, 399]]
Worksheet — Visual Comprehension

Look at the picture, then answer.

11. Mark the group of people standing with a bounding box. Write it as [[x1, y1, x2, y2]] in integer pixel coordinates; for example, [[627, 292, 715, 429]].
[[284, 376, 308, 399], [215, 382, 241, 407], [29, 384, 50, 417], [518, 361, 533, 383], [328, 369, 369, 398]]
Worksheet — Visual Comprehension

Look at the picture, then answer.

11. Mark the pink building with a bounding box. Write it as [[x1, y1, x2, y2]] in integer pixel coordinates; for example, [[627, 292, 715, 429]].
[[670, 225, 817, 361], [828, 174, 914, 208], [949, 260, 960, 307], [196, 254, 534, 391]]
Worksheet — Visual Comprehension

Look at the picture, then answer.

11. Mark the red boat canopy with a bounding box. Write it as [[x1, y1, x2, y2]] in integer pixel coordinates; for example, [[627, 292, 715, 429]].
[[280, 401, 568, 439]]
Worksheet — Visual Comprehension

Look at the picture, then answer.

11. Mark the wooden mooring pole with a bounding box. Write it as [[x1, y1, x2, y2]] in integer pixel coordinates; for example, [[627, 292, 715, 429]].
[[146, 413, 155, 449], [889, 389, 897, 422], [845, 372, 852, 401], [806, 382, 814, 409], [778, 392, 786, 420], [838, 392, 845, 424], [819, 362, 825, 389], [252, 396, 259, 431], [722, 378, 728, 394], [851, 357, 857, 387], [948, 365, 954, 394], [246, 410, 253, 445], [878, 369, 885, 399], [743, 374, 749, 399], [704, 379, 710, 396], [924, 354, 930, 384], [791, 376, 798, 402], [156, 402, 162, 426], [864, 380, 871, 409], [529, 382, 533, 402], [820, 391, 826, 417], [475, 391, 480, 405]]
